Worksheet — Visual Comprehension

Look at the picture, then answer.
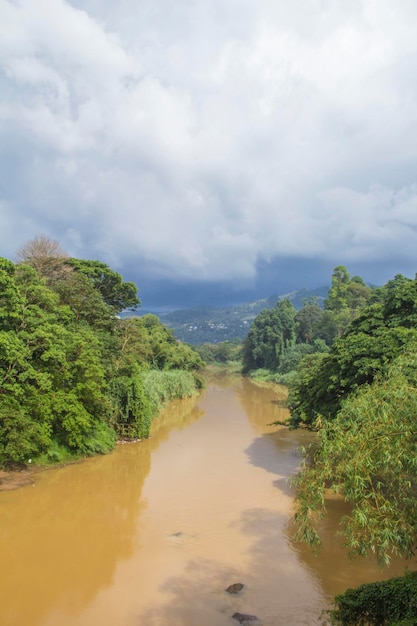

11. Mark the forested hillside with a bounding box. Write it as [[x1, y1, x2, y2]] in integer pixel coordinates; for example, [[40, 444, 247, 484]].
[[128, 286, 329, 345], [0, 237, 204, 469]]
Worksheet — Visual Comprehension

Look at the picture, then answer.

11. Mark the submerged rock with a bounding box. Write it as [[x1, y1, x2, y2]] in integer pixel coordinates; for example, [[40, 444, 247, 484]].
[[232, 612, 259, 623], [226, 583, 245, 594]]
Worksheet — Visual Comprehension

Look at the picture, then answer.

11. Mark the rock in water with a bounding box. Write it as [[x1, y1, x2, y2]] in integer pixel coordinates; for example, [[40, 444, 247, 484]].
[[226, 583, 245, 594], [232, 612, 258, 623]]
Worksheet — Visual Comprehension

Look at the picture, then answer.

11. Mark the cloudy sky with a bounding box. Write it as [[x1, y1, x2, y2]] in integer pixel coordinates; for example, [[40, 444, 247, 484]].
[[1, 0, 417, 307]]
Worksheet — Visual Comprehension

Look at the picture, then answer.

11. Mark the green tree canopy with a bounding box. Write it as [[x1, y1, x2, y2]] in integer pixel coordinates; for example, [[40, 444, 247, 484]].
[[294, 300, 324, 344], [242, 299, 296, 372], [294, 342, 417, 565], [289, 275, 417, 426], [0, 255, 203, 467], [66, 259, 140, 313]]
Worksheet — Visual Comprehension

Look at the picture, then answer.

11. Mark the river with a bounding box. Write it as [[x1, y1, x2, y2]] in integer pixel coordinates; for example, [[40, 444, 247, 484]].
[[0, 373, 408, 625]]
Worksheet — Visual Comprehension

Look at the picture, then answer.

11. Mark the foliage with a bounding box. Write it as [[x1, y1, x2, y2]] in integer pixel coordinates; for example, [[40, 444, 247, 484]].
[[52, 269, 115, 330], [324, 266, 372, 337], [289, 274, 417, 426], [294, 344, 417, 564], [242, 299, 296, 372], [195, 339, 242, 365], [313, 309, 339, 345], [286, 352, 329, 427], [0, 247, 204, 468], [294, 301, 324, 344], [0, 397, 51, 466], [143, 369, 199, 415], [115, 315, 204, 372], [327, 571, 417, 626], [65, 258, 140, 313], [240, 267, 372, 383], [109, 369, 152, 439], [288, 271, 417, 620], [143, 286, 328, 345], [278, 340, 328, 375]]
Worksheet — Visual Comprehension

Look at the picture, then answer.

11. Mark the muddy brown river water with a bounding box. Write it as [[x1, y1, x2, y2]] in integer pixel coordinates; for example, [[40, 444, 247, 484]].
[[0, 374, 410, 625]]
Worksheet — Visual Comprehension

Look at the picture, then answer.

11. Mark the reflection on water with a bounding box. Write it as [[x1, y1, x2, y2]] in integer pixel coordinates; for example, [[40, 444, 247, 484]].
[[0, 373, 411, 625], [289, 494, 412, 600], [238, 376, 291, 432], [0, 438, 149, 625], [0, 395, 203, 626]]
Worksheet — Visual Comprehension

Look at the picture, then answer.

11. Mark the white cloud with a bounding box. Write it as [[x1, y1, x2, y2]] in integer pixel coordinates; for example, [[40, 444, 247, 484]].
[[1, 0, 417, 291]]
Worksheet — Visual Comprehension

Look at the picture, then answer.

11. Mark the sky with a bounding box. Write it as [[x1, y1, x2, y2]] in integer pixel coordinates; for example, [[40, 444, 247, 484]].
[[1, 0, 417, 308]]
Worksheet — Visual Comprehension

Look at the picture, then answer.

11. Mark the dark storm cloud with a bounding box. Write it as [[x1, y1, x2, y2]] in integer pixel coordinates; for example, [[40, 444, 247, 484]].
[[1, 0, 417, 305]]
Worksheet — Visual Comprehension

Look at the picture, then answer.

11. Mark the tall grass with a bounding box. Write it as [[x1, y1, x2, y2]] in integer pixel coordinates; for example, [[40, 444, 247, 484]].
[[143, 370, 199, 415]]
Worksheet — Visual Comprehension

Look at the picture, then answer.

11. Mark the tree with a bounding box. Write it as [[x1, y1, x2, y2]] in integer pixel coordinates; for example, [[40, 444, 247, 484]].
[[0, 258, 23, 329], [52, 269, 115, 330], [132, 314, 204, 371], [16, 234, 68, 279], [324, 266, 372, 337], [295, 300, 324, 344], [0, 397, 51, 466], [0, 258, 116, 466], [65, 259, 139, 313], [347, 275, 372, 314], [242, 299, 296, 372], [0, 254, 203, 466], [17, 238, 139, 314], [325, 265, 351, 313], [278, 341, 328, 377], [294, 342, 417, 565], [313, 309, 339, 345], [289, 276, 417, 425]]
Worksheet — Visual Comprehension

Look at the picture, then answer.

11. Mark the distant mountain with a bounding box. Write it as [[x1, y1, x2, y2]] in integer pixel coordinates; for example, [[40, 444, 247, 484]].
[[125, 286, 329, 345]]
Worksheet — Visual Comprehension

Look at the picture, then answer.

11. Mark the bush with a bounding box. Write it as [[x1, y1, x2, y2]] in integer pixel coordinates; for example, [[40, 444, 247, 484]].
[[0, 398, 51, 467], [328, 571, 417, 625], [109, 371, 153, 439], [81, 421, 117, 455]]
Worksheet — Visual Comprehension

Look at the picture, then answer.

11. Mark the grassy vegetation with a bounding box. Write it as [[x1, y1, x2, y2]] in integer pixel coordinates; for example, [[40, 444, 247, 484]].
[[143, 370, 202, 415]]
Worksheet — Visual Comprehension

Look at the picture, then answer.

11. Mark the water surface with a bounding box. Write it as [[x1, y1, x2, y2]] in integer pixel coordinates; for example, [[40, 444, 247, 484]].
[[0, 374, 408, 625]]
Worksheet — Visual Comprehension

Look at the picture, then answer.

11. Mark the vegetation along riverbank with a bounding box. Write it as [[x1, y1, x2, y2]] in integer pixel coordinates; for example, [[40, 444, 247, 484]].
[[239, 265, 417, 625], [2, 242, 417, 623], [0, 236, 204, 472]]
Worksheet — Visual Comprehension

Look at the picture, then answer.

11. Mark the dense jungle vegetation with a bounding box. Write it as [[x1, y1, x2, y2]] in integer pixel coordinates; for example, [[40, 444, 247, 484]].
[[242, 266, 417, 625], [0, 236, 204, 469], [241, 266, 372, 382]]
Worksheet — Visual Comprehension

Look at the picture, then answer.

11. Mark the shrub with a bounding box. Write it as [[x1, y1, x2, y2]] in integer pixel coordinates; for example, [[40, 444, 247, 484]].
[[328, 572, 417, 626]]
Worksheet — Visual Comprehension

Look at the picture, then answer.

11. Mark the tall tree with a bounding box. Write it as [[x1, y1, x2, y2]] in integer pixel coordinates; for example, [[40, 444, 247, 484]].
[[295, 300, 324, 344], [324, 265, 351, 313], [65, 259, 140, 313], [16, 234, 68, 279], [242, 299, 296, 372], [324, 266, 372, 337]]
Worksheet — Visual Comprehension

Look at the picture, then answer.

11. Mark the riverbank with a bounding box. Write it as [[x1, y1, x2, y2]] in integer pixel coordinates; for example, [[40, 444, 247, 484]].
[[0, 373, 284, 493], [0, 468, 36, 490], [0, 438, 144, 492]]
